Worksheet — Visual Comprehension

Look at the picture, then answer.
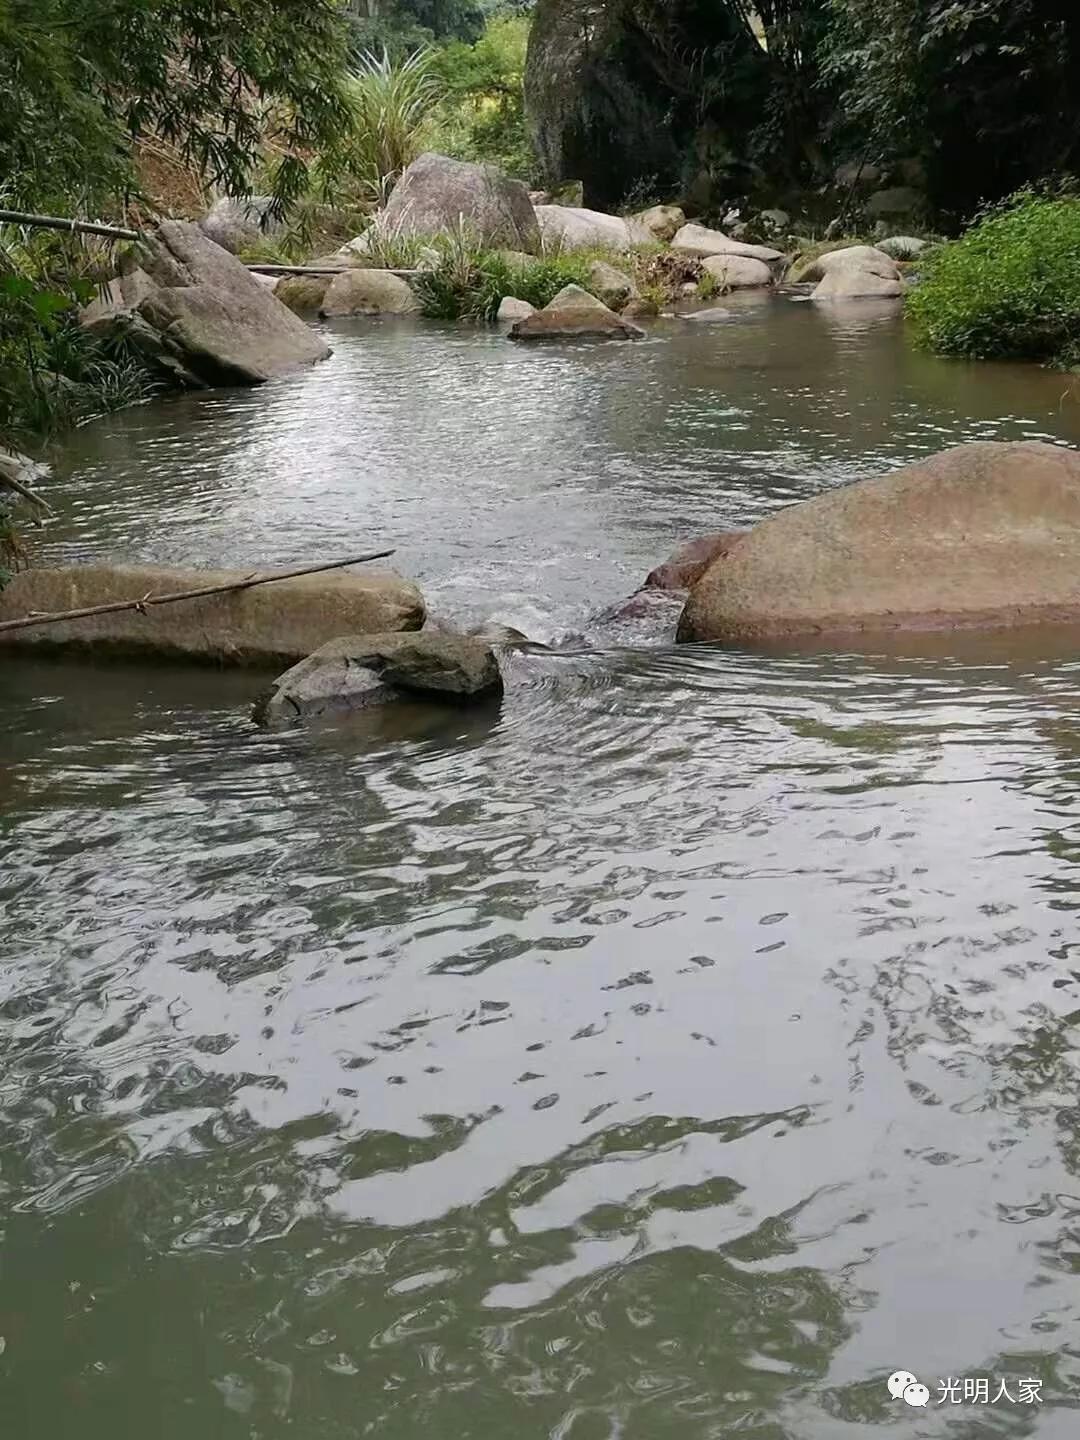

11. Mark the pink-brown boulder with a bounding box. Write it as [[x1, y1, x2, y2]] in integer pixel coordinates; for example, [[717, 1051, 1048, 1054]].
[[645, 533, 748, 592], [678, 441, 1080, 643]]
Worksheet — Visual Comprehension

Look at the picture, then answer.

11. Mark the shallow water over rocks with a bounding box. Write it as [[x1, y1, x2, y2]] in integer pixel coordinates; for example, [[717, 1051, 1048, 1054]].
[[4, 297, 1080, 1436]]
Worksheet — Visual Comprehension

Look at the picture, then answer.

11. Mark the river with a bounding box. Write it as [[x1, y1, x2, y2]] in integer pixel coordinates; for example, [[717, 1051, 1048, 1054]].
[[3, 295, 1080, 1437]]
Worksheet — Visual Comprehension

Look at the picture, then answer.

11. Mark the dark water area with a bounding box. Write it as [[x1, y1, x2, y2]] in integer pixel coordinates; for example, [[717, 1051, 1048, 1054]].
[[4, 296, 1080, 1437]]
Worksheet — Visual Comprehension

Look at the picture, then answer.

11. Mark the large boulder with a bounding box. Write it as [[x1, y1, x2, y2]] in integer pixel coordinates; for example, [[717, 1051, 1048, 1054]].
[[508, 284, 646, 341], [535, 205, 651, 252], [253, 631, 502, 728], [811, 269, 903, 301], [319, 269, 421, 317], [0, 563, 424, 665], [635, 205, 686, 243], [85, 221, 330, 386], [380, 153, 540, 253], [672, 224, 783, 265], [788, 245, 900, 285], [867, 186, 925, 220], [198, 196, 282, 255], [702, 254, 774, 290], [677, 442, 1080, 643]]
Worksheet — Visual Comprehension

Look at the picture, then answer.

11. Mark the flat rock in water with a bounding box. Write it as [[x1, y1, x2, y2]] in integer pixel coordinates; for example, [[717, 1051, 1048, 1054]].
[[381, 632, 503, 699], [0, 564, 425, 665], [319, 269, 420, 317], [101, 221, 331, 385], [677, 441, 1080, 643], [276, 275, 332, 314], [791, 245, 900, 285], [381, 152, 540, 253], [671, 223, 782, 264], [509, 284, 645, 341]]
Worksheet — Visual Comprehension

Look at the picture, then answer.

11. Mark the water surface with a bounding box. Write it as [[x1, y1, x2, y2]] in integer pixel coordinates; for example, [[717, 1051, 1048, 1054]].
[[4, 298, 1080, 1437]]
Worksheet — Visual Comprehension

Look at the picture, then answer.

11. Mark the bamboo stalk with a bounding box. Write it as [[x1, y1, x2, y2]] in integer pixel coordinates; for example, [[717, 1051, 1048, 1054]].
[[0, 551, 396, 634], [0, 209, 140, 242], [0, 464, 54, 517], [246, 263, 423, 277]]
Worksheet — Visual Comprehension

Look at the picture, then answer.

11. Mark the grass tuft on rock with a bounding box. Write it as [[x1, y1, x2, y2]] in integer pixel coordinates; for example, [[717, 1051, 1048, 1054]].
[[906, 191, 1080, 366]]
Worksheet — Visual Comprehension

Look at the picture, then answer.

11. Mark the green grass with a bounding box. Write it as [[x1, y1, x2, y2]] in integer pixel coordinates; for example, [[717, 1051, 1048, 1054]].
[[906, 190, 1080, 365]]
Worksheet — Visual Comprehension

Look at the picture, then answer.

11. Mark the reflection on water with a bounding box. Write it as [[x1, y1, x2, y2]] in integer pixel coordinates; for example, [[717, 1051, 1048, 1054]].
[[3, 301, 1080, 1437]]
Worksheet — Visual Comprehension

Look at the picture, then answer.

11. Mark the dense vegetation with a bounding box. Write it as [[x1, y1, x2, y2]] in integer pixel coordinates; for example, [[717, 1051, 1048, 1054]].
[[907, 192, 1080, 366]]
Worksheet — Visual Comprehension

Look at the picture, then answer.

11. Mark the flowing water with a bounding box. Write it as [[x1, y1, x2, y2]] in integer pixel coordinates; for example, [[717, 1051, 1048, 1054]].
[[4, 296, 1080, 1437]]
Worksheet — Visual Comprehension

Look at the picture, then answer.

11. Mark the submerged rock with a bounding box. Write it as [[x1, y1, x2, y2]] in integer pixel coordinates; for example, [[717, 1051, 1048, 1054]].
[[678, 441, 1080, 643], [508, 284, 646, 341], [534, 205, 651, 252], [83, 221, 330, 386], [380, 152, 540, 253], [253, 630, 502, 727], [0, 564, 424, 665], [672, 224, 783, 265], [319, 269, 421, 317]]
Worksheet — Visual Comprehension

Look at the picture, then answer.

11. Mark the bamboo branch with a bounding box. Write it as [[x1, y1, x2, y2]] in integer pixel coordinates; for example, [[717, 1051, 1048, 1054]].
[[0, 209, 140, 242], [246, 263, 423, 277], [0, 466, 54, 518], [0, 551, 396, 634]]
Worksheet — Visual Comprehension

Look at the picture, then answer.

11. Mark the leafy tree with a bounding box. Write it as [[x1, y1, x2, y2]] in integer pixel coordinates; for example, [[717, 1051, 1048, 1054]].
[[344, 0, 485, 53], [0, 0, 356, 216], [826, 0, 1080, 220]]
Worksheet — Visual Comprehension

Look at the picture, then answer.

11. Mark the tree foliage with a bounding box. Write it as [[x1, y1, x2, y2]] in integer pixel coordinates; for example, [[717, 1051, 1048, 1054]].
[[825, 0, 1080, 219], [0, 0, 355, 216]]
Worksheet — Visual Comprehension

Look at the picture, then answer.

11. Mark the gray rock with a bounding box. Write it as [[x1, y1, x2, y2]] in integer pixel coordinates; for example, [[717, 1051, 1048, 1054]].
[[319, 269, 421, 317], [381, 152, 540, 252], [508, 284, 646, 341], [672, 223, 783, 264], [681, 306, 734, 323], [587, 259, 637, 308], [276, 275, 332, 314], [811, 269, 903, 300], [497, 296, 536, 322], [93, 221, 331, 387], [199, 196, 282, 255], [701, 254, 774, 289], [834, 161, 883, 189], [253, 629, 501, 727], [535, 205, 651, 252], [757, 208, 791, 232], [634, 204, 686, 243], [382, 632, 504, 699], [878, 235, 929, 260]]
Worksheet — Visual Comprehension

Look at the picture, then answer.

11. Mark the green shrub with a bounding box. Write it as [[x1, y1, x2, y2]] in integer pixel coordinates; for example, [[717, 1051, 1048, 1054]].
[[412, 225, 596, 321], [331, 48, 446, 209], [906, 191, 1080, 365]]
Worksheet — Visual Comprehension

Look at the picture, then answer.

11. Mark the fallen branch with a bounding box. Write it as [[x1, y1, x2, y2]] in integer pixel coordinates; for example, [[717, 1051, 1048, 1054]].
[[0, 550, 396, 634], [0, 452, 55, 518]]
